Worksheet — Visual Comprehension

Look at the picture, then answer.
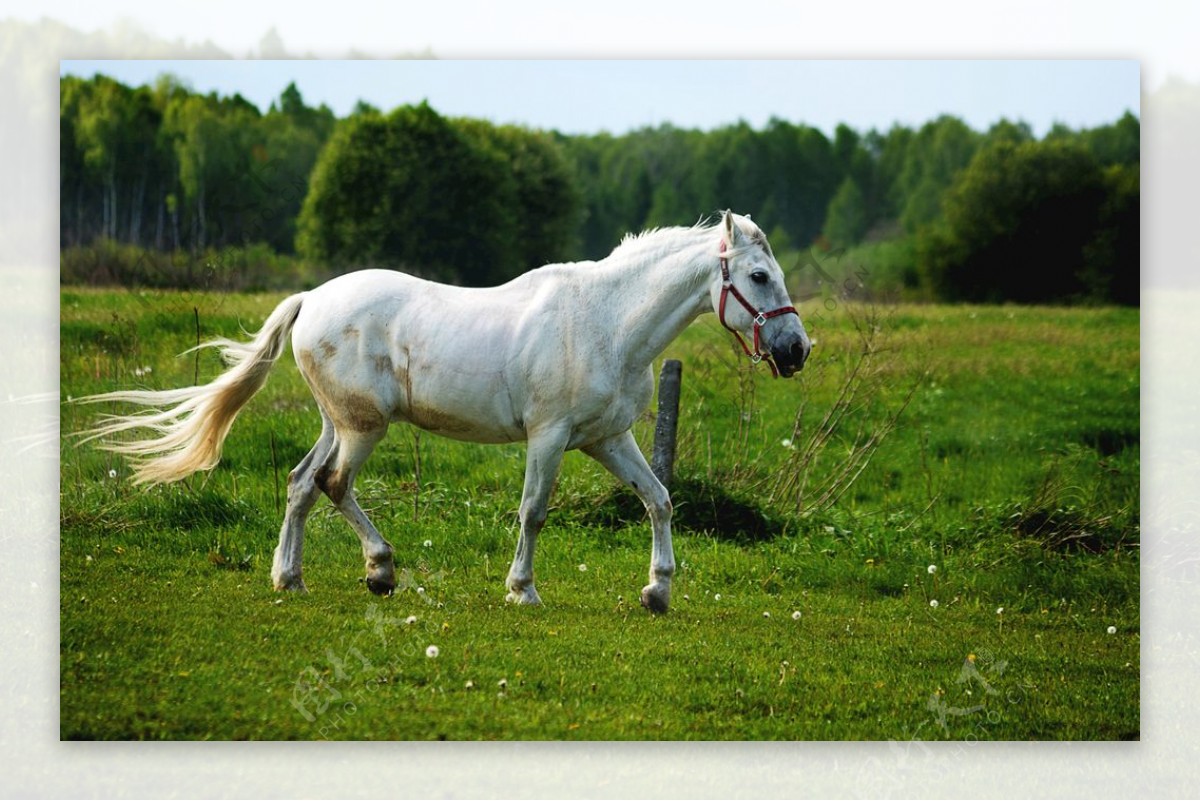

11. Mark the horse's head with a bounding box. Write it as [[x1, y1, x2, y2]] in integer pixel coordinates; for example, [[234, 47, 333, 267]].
[[710, 211, 812, 378]]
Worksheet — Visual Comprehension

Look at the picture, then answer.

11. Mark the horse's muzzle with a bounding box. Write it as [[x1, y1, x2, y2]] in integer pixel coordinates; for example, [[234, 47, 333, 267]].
[[773, 338, 811, 378]]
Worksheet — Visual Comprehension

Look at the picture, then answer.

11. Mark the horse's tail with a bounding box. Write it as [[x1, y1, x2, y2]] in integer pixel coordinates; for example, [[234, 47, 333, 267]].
[[75, 292, 307, 486]]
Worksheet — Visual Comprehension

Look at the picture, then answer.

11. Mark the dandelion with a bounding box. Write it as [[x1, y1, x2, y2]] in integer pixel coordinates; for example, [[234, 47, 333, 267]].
[[107, 469, 117, 479], [464, 680, 475, 690], [425, 645, 439, 658], [763, 611, 771, 618], [417, 586, 426, 595], [792, 610, 802, 620], [1107, 626, 1117, 635], [781, 438, 794, 449], [405, 615, 417, 625], [996, 607, 1005, 615], [929, 599, 939, 609], [498, 678, 508, 690], [713, 593, 722, 602], [927, 565, 937, 575], [423, 539, 432, 548], [578, 563, 587, 572]]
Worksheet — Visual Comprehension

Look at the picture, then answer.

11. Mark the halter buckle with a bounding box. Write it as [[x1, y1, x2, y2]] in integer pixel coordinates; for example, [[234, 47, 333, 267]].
[[750, 352, 763, 364], [753, 312, 767, 327]]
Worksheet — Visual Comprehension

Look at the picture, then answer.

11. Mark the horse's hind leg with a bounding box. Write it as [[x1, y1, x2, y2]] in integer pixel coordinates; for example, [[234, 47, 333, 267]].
[[273, 413, 335, 592], [583, 431, 675, 613], [316, 424, 396, 595]]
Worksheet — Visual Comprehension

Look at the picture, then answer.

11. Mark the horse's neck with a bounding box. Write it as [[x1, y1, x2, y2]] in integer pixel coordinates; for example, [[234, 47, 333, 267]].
[[602, 232, 717, 370]]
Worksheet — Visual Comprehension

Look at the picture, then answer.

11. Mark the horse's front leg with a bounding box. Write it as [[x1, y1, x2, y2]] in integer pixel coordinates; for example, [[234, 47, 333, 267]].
[[506, 427, 570, 606], [582, 430, 674, 613]]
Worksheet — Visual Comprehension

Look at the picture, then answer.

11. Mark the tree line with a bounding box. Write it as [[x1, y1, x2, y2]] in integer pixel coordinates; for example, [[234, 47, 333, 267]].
[[60, 74, 1139, 303]]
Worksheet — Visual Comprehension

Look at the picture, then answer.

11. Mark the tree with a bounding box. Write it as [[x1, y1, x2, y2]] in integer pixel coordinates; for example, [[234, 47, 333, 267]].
[[297, 103, 521, 284], [918, 139, 1111, 303], [823, 177, 868, 248], [455, 120, 580, 273], [1081, 163, 1139, 304], [897, 116, 980, 233]]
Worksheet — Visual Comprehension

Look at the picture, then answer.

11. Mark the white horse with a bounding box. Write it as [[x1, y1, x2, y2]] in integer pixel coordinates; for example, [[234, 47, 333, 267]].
[[79, 211, 811, 612]]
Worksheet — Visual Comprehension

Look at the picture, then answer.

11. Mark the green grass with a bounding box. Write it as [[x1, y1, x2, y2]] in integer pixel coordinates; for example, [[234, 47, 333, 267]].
[[60, 287, 1139, 740]]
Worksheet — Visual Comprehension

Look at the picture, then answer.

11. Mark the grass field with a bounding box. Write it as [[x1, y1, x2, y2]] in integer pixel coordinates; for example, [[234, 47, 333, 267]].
[[59, 285, 1139, 740]]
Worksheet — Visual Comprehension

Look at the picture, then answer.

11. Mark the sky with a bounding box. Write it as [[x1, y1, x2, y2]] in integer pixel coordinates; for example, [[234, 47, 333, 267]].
[[59, 59, 1140, 137]]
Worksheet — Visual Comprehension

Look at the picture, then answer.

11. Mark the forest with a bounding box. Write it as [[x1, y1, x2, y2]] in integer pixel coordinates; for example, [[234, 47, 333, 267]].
[[60, 73, 1139, 304]]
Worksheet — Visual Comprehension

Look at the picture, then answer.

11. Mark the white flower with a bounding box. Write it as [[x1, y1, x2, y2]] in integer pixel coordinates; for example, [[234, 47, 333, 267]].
[[416, 586, 425, 595], [996, 607, 1005, 615], [107, 469, 117, 479], [423, 539, 432, 548], [763, 611, 771, 618], [927, 565, 938, 575], [498, 678, 508, 690], [781, 438, 794, 449], [1107, 626, 1117, 635], [405, 615, 417, 625], [713, 593, 722, 601], [929, 599, 939, 608], [792, 610, 802, 620], [464, 680, 475, 690], [578, 563, 588, 572], [425, 645, 439, 658]]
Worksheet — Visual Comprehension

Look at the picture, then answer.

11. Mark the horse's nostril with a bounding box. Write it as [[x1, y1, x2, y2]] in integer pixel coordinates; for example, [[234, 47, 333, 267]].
[[791, 341, 809, 365]]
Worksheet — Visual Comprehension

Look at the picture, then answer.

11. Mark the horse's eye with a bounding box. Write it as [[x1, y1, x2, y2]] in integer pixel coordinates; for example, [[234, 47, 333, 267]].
[[750, 271, 769, 285]]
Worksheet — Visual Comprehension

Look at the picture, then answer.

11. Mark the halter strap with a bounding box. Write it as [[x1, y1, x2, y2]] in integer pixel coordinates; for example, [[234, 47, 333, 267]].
[[718, 240, 799, 378]]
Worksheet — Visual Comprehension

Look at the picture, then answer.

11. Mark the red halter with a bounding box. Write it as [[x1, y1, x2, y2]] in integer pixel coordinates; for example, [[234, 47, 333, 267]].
[[718, 240, 799, 378]]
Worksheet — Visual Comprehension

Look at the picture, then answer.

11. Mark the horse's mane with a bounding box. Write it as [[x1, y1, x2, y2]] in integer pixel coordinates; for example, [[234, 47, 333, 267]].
[[607, 214, 771, 265], [610, 219, 716, 263]]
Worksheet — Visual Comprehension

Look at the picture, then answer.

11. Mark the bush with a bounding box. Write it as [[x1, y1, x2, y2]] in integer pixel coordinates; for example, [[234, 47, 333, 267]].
[[915, 139, 1136, 305], [60, 239, 330, 291]]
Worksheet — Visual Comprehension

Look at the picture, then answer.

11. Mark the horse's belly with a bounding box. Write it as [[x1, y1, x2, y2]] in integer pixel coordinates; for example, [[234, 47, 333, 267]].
[[393, 402, 521, 444], [394, 366, 523, 444]]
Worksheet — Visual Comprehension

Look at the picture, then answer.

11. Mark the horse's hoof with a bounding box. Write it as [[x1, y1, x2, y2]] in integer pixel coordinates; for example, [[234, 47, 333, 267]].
[[640, 585, 670, 614], [505, 588, 542, 606], [273, 576, 308, 593], [365, 576, 395, 596]]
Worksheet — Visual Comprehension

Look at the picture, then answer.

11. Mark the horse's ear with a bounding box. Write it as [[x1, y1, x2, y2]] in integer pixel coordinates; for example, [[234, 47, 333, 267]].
[[722, 210, 742, 246]]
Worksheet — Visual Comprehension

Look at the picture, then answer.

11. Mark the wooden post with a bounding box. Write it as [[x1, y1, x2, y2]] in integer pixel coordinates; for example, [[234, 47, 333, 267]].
[[652, 359, 683, 490]]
